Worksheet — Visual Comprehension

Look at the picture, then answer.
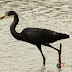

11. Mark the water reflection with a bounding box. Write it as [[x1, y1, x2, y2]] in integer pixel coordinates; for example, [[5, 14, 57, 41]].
[[29, 65, 63, 72], [57, 68, 62, 72], [35, 66, 46, 72], [38, 66, 46, 72], [36, 66, 62, 72]]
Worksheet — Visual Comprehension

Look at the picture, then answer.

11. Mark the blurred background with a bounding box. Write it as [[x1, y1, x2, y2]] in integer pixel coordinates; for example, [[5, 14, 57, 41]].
[[0, 0, 72, 72]]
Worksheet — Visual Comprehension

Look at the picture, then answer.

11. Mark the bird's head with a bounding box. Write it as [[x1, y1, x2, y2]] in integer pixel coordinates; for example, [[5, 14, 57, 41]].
[[0, 11, 16, 19]]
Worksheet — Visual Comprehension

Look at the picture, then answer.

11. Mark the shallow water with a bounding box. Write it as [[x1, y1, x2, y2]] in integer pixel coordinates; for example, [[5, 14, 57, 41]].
[[0, 0, 72, 72]]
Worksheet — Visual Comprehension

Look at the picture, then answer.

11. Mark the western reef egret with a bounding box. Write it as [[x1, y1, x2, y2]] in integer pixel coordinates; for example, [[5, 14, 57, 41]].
[[0, 11, 69, 67]]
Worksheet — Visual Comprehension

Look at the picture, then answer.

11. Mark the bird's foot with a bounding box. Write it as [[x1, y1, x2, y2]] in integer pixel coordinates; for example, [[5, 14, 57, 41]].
[[43, 63, 45, 66], [56, 63, 61, 68]]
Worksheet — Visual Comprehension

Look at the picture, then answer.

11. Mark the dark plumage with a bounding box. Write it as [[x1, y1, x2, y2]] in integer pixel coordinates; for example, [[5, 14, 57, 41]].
[[0, 11, 69, 66]]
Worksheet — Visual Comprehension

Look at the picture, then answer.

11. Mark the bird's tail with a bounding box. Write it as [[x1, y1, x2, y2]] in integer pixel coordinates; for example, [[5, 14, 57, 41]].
[[57, 33, 69, 40]]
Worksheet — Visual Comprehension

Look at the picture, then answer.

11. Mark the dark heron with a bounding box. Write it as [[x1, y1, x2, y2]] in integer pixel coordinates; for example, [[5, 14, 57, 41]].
[[0, 11, 69, 66]]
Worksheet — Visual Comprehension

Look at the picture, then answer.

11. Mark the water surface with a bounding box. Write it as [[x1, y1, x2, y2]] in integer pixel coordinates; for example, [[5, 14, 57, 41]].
[[0, 0, 72, 72]]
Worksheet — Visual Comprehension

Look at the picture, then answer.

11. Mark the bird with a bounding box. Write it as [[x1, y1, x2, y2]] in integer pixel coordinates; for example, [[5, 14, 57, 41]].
[[0, 11, 69, 66]]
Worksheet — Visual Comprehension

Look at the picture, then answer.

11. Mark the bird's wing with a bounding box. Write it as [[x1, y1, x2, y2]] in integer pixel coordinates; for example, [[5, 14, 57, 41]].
[[21, 28, 57, 43]]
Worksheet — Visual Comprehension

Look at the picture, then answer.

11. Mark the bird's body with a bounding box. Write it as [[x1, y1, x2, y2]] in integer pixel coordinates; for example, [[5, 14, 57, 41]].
[[0, 11, 69, 66], [20, 28, 69, 45]]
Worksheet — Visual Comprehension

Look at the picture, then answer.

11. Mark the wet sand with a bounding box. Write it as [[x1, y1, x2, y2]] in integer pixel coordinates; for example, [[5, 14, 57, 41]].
[[0, 0, 72, 72]]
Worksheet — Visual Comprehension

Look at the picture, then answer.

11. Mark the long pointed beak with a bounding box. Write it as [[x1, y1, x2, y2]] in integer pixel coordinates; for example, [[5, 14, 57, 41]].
[[0, 15, 6, 19]]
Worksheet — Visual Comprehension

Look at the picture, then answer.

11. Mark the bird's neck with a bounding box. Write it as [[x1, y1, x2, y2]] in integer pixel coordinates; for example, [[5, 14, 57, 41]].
[[10, 14, 21, 40]]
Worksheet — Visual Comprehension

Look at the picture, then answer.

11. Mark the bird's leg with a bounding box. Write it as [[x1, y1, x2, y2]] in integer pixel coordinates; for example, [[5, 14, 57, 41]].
[[42, 43, 62, 68], [43, 43, 60, 52], [59, 43, 61, 63], [58, 43, 62, 68], [36, 44, 46, 66], [47, 43, 62, 65]]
